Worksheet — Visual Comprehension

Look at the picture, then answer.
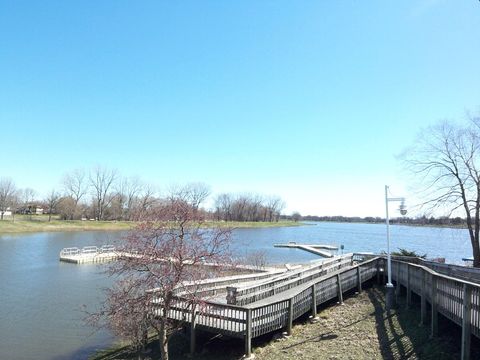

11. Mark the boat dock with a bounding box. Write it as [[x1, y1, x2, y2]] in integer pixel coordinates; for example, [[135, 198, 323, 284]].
[[274, 242, 338, 258], [59, 245, 118, 264]]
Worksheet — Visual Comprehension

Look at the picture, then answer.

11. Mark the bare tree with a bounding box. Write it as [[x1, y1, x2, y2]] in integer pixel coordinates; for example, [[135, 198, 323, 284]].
[[167, 182, 210, 213], [45, 190, 61, 222], [99, 190, 232, 360], [291, 211, 302, 222], [63, 169, 88, 219], [0, 178, 16, 220], [403, 116, 480, 266], [89, 166, 117, 220], [20, 188, 36, 219]]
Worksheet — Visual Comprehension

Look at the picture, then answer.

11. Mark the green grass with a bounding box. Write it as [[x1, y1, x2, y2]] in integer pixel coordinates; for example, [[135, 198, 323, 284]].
[[0, 216, 305, 234]]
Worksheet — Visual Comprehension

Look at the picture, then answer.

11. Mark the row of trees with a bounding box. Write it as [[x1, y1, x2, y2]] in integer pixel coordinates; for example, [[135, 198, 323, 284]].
[[298, 214, 467, 226], [0, 168, 286, 222], [213, 193, 285, 222]]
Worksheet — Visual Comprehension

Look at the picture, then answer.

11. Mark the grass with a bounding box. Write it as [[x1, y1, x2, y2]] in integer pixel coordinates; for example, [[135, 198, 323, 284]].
[[90, 285, 478, 360], [0, 215, 305, 234]]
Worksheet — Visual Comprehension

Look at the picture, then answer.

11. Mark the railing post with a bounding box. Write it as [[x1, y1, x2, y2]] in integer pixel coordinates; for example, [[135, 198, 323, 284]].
[[376, 258, 381, 285], [337, 273, 344, 304], [406, 263, 411, 308], [311, 283, 318, 319], [382, 258, 386, 285], [287, 298, 293, 335], [245, 309, 252, 358], [431, 275, 438, 338], [396, 262, 401, 303], [420, 270, 426, 326], [190, 305, 196, 355], [461, 283, 472, 360], [357, 265, 362, 293]]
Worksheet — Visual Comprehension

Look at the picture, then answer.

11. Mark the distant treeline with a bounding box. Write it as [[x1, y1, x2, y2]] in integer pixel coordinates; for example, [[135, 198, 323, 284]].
[[0, 167, 285, 223], [291, 215, 467, 227]]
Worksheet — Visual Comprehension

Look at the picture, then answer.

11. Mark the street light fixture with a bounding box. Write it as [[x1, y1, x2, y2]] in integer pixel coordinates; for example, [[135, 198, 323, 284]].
[[385, 185, 407, 311]]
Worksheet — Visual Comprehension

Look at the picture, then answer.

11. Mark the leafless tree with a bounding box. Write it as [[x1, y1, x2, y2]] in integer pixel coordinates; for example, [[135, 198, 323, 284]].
[[63, 169, 88, 219], [167, 182, 210, 213], [45, 190, 61, 222], [403, 115, 480, 266], [0, 177, 16, 220], [134, 184, 158, 220], [89, 166, 117, 220], [20, 188, 36, 219], [291, 211, 302, 222], [113, 176, 143, 220], [97, 189, 232, 360]]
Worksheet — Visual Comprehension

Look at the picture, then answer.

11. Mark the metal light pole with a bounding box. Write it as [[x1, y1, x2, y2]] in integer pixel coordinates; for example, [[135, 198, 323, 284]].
[[385, 185, 407, 312]]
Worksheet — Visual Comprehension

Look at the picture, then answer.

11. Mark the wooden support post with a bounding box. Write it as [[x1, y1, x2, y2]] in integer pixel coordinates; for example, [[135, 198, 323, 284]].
[[382, 258, 386, 285], [420, 270, 426, 326], [245, 309, 252, 358], [311, 284, 318, 319], [431, 275, 438, 338], [337, 274, 344, 304], [376, 259, 381, 285], [357, 266, 362, 293], [396, 262, 401, 303], [190, 306, 197, 355], [406, 264, 411, 308], [461, 284, 472, 360], [287, 298, 293, 335]]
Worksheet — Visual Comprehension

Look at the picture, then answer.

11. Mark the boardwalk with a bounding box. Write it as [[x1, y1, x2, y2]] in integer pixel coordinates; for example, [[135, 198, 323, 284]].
[[155, 254, 480, 360]]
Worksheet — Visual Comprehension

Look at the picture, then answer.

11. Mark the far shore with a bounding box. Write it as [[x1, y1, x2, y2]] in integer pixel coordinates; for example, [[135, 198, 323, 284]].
[[0, 217, 305, 235]]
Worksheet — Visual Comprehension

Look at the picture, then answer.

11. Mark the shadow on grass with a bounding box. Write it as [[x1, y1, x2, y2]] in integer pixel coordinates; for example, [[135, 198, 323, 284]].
[[367, 285, 479, 359]]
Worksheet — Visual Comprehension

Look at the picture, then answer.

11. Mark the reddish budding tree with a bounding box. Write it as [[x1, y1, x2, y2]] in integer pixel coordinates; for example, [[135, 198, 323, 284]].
[[96, 194, 232, 360]]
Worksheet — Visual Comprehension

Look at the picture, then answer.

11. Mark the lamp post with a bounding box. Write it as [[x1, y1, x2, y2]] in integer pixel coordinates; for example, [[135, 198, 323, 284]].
[[385, 185, 407, 311]]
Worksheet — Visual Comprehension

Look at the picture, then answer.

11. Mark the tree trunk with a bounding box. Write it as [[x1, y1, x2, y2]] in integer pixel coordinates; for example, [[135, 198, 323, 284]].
[[158, 325, 169, 360], [49, 211, 52, 222]]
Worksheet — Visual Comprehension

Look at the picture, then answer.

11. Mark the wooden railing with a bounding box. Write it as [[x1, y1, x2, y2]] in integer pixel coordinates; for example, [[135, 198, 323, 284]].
[[226, 254, 354, 306], [390, 258, 480, 360], [153, 256, 377, 357], [153, 256, 480, 359]]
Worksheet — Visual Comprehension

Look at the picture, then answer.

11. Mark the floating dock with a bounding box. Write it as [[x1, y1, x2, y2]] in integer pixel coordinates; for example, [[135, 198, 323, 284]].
[[59, 245, 118, 264], [274, 242, 338, 258]]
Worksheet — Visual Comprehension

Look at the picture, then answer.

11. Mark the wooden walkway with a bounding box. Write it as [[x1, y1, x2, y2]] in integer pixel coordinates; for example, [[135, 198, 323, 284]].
[[154, 255, 480, 359]]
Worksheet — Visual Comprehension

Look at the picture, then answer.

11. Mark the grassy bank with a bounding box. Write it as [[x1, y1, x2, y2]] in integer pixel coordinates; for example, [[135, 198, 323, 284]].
[[91, 286, 477, 359], [0, 216, 304, 234]]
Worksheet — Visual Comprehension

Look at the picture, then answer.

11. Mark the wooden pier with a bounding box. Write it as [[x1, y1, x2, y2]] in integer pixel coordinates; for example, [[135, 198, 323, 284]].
[[274, 242, 338, 258], [154, 254, 480, 359], [59, 245, 118, 264]]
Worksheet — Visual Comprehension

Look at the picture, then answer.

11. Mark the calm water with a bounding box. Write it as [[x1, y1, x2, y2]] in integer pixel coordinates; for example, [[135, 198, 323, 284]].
[[0, 222, 472, 359]]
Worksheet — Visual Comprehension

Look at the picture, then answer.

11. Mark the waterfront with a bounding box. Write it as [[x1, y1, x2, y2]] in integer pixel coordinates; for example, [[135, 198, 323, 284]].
[[0, 222, 473, 359]]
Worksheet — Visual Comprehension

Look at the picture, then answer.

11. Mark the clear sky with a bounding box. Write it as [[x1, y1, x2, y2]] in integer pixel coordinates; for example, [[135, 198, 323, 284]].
[[1, 1, 479, 217]]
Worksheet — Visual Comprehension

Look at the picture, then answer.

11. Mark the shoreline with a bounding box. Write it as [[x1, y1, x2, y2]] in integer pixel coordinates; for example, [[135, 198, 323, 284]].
[[0, 219, 306, 235]]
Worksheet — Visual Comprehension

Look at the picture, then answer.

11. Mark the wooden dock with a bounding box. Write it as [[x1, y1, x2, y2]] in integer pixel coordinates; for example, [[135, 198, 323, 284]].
[[274, 242, 338, 258], [155, 254, 480, 359], [59, 245, 118, 264]]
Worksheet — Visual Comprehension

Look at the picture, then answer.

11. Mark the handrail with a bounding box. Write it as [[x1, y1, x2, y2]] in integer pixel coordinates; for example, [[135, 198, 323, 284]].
[[226, 254, 353, 305], [59, 245, 116, 257]]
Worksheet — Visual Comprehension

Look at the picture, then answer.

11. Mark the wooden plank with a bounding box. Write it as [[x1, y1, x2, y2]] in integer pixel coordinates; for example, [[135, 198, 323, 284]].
[[245, 309, 252, 357]]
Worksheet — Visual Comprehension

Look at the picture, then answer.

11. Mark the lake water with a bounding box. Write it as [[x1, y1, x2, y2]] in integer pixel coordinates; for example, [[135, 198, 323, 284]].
[[0, 222, 473, 359]]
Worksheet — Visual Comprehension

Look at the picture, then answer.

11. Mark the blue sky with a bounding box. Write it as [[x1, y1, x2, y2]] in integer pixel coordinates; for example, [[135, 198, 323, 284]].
[[1, 1, 479, 217]]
